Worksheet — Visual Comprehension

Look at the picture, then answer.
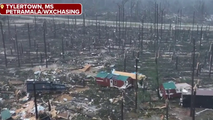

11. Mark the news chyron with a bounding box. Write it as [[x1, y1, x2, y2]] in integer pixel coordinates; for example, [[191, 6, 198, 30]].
[[0, 3, 82, 15]]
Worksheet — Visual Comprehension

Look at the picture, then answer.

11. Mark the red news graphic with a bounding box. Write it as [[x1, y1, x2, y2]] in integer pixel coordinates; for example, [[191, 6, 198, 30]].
[[0, 3, 82, 15]]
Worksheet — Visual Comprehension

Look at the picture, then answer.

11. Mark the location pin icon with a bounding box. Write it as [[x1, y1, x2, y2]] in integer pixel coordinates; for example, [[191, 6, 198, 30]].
[[0, 4, 4, 9]]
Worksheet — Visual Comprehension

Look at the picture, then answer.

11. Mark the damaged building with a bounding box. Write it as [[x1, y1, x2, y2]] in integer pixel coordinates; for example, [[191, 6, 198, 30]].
[[180, 88, 213, 108], [159, 81, 191, 99], [95, 69, 147, 89], [95, 71, 133, 89]]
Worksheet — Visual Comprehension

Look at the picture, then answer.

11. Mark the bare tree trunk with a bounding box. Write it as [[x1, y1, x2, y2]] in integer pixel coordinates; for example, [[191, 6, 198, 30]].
[[140, 21, 144, 54], [121, 91, 124, 120], [156, 3, 159, 47], [156, 52, 160, 98], [190, 12, 196, 119], [96, 15, 98, 31], [160, 10, 163, 41], [36, 44, 39, 62], [98, 23, 101, 41], [209, 53, 213, 78], [27, 23, 31, 48], [200, 26, 203, 49], [74, 16, 77, 29], [20, 42, 23, 55], [116, 13, 118, 33], [7, 16, 10, 39], [190, 38, 196, 119], [166, 99, 169, 120], [135, 52, 139, 113], [34, 16, 37, 35], [67, 16, 70, 30], [47, 42, 50, 52], [176, 56, 178, 70], [62, 37, 65, 59], [83, 13, 86, 34], [33, 82, 38, 119], [0, 22, 7, 67], [43, 21, 48, 68], [15, 25, 20, 67], [40, 53, 43, 63], [28, 50, 33, 67], [53, 16, 56, 38], [118, 5, 121, 48], [10, 47, 13, 55], [123, 53, 126, 72]]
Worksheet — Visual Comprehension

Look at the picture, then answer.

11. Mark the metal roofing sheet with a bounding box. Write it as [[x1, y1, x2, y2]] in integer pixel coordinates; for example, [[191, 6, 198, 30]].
[[196, 89, 213, 96], [175, 83, 191, 90], [182, 88, 213, 96], [112, 70, 146, 80]]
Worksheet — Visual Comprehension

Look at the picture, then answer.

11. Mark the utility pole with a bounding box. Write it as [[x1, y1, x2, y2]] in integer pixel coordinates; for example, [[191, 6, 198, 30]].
[[190, 38, 196, 120], [135, 52, 139, 112], [33, 82, 38, 119], [166, 98, 169, 120], [121, 90, 124, 120], [156, 52, 160, 98], [190, 12, 196, 120]]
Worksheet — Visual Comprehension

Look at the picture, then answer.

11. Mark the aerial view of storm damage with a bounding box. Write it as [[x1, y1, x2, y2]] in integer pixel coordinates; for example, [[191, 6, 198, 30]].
[[0, 0, 213, 120]]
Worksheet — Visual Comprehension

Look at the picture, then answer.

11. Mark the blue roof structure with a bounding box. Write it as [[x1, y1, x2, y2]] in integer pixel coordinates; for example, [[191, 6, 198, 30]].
[[163, 82, 176, 90], [96, 72, 129, 81], [106, 74, 114, 79], [96, 71, 109, 78], [1, 109, 11, 120]]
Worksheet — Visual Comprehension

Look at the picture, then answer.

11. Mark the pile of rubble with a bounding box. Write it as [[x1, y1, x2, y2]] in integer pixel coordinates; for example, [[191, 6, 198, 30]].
[[0, 64, 107, 120]]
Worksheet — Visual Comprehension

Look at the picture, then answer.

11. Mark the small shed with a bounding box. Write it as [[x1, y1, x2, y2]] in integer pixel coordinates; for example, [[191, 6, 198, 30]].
[[159, 81, 177, 99]]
